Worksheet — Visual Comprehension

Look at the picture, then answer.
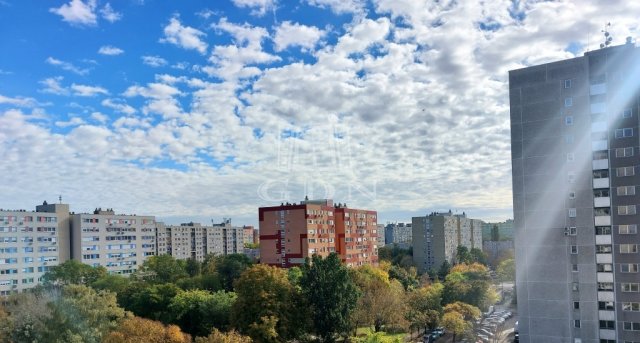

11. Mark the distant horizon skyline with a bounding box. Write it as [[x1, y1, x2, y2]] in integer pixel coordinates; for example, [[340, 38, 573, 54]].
[[1, 1, 638, 227]]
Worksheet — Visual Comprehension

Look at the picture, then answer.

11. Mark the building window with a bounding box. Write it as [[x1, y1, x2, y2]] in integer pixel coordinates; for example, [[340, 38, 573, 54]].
[[565, 98, 573, 107], [621, 264, 639, 273], [569, 208, 577, 217], [573, 301, 580, 309], [622, 302, 640, 312], [565, 79, 572, 88], [574, 320, 581, 328], [617, 186, 636, 196], [616, 128, 634, 138], [619, 224, 638, 234], [567, 153, 575, 161], [596, 245, 612, 253], [571, 245, 578, 254], [623, 322, 640, 331], [568, 227, 577, 235], [598, 282, 614, 291], [572, 264, 579, 272], [599, 301, 615, 310], [566, 135, 574, 143], [572, 282, 579, 291], [596, 226, 612, 235], [565, 116, 574, 125], [623, 108, 632, 118], [620, 244, 638, 254], [617, 166, 635, 177], [597, 263, 613, 272], [622, 283, 640, 292], [599, 320, 615, 330], [569, 191, 576, 199], [618, 205, 637, 215], [616, 147, 634, 157]]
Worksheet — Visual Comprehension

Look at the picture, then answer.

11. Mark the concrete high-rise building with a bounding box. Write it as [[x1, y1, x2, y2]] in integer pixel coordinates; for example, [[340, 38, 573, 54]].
[[376, 224, 385, 247], [481, 219, 514, 241], [70, 208, 156, 276], [243, 225, 255, 246], [412, 212, 482, 274], [0, 202, 69, 295], [384, 222, 413, 247], [259, 199, 378, 268], [156, 221, 244, 262], [510, 42, 640, 343]]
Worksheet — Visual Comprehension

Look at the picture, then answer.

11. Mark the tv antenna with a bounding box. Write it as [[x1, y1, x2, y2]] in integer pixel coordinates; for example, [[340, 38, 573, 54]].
[[600, 22, 613, 49]]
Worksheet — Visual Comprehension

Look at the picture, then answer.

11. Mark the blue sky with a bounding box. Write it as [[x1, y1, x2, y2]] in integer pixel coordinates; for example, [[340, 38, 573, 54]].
[[1, 0, 639, 226]]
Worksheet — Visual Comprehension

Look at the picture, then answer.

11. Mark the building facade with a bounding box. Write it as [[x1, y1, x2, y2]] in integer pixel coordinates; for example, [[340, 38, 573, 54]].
[[259, 199, 378, 268], [156, 221, 244, 262], [384, 222, 413, 247], [70, 209, 156, 276], [510, 42, 640, 342], [0, 202, 69, 295], [481, 219, 514, 241], [412, 212, 482, 274]]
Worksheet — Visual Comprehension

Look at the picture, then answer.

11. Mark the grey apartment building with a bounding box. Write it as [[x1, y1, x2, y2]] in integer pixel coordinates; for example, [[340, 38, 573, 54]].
[[384, 222, 412, 247], [156, 220, 244, 262], [0, 202, 69, 295], [510, 42, 640, 342], [412, 212, 482, 274], [71, 208, 157, 276]]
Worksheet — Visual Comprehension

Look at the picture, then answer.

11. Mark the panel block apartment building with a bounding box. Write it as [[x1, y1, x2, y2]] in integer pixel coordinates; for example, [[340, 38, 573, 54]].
[[510, 42, 640, 342], [259, 199, 378, 267], [412, 211, 483, 274], [0, 201, 245, 295]]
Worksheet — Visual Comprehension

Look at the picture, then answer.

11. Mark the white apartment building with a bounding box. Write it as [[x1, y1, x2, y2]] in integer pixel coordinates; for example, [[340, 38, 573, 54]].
[[156, 220, 244, 262]]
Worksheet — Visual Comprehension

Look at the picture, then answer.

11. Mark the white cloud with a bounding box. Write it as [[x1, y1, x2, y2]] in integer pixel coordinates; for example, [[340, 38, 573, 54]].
[[231, 0, 275, 16], [124, 82, 184, 119], [71, 84, 109, 97], [49, 0, 97, 26], [306, 0, 365, 15], [100, 3, 122, 23], [45, 57, 90, 75], [160, 17, 208, 54], [273, 21, 325, 51], [90, 112, 109, 123], [0, 69, 12, 75], [0, 94, 38, 107], [39, 77, 70, 95], [101, 98, 136, 115], [98, 45, 124, 55], [55, 117, 86, 127], [141, 55, 168, 67]]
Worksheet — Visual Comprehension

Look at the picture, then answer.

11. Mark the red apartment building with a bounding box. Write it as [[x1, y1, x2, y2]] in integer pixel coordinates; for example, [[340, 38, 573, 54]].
[[259, 199, 378, 268]]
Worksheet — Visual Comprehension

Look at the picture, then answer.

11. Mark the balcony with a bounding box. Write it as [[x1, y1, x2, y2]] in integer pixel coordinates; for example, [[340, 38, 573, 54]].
[[597, 291, 614, 301], [598, 310, 615, 321], [593, 178, 609, 188], [591, 121, 607, 132], [599, 329, 615, 340], [592, 159, 609, 170], [590, 83, 607, 95], [594, 216, 611, 226], [594, 197, 611, 207], [591, 102, 607, 114], [592, 140, 607, 151], [596, 253, 612, 263], [595, 235, 612, 245]]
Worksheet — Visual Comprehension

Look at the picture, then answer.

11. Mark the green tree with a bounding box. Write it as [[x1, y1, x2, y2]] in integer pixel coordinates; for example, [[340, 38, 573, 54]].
[[441, 302, 480, 343], [437, 261, 451, 280], [231, 264, 303, 342], [140, 255, 188, 284], [217, 254, 253, 291], [42, 259, 107, 285], [387, 264, 419, 290], [1, 290, 53, 342], [0, 304, 8, 342], [455, 246, 472, 265], [469, 248, 487, 265], [91, 274, 131, 295], [443, 263, 496, 310], [45, 284, 126, 343], [301, 253, 359, 343], [351, 265, 407, 332], [405, 283, 444, 333], [186, 258, 202, 277], [103, 316, 191, 343], [496, 258, 515, 283], [126, 283, 183, 324], [195, 329, 253, 343], [170, 289, 236, 337]]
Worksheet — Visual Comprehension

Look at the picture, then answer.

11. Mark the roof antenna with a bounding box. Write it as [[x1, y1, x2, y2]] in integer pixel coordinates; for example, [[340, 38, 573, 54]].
[[59, 195, 62, 204], [600, 22, 613, 49]]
